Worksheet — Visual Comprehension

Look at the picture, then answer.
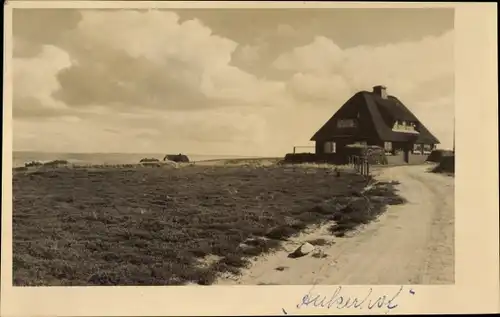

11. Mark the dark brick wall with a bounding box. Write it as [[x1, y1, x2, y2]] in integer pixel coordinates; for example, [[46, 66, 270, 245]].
[[386, 153, 429, 165], [283, 153, 350, 165]]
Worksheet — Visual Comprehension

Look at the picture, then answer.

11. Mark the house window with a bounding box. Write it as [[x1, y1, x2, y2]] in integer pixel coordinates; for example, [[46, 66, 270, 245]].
[[392, 120, 418, 132], [324, 141, 336, 153], [384, 142, 393, 155], [384, 142, 392, 151], [413, 144, 423, 154], [337, 119, 357, 129], [423, 144, 432, 154]]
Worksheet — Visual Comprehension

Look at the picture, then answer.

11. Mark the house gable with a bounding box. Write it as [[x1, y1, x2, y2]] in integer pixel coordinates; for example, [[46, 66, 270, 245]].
[[310, 92, 381, 142]]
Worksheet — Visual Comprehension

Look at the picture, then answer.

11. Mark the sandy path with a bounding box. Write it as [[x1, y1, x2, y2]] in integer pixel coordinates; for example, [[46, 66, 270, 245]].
[[216, 164, 454, 285]]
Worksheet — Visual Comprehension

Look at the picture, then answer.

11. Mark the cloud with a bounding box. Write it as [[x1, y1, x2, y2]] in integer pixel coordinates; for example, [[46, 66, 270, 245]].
[[276, 24, 296, 37], [13, 9, 82, 58], [233, 44, 263, 64], [12, 9, 455, 155], [272, 30, 455, 148], [47, 10, 289, 114], [273, 31, 454, 100], [76, 11, 236, 70], [273, 36, 345, 74], [14, 107, 273, 155], [287, 72, 352, 103], [13, 45, 73, 118]]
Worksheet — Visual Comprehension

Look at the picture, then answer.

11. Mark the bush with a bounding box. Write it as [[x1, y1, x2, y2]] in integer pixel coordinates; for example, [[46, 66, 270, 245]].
[[427, 149, 454, 163], [345, 145, 388, 165], [43, 160, 69, 166], [25, 161, 43, 167], [432, 155, 455, 174], [265, 225, 299, 240], [139, 158, 160, 163], [164, 154, 190, 163]]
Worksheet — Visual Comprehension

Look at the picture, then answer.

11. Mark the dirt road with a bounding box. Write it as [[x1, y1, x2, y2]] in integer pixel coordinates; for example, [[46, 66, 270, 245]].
[[217, 164, 454, 285]]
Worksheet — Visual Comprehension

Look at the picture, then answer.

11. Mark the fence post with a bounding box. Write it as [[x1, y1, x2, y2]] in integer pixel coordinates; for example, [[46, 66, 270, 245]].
[[293, 146, 296, 154], [366, 160, 370, 177]]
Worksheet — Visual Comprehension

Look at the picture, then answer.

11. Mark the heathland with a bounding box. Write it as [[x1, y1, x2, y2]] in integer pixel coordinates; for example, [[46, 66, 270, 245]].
[[13, 160, 411, 286]]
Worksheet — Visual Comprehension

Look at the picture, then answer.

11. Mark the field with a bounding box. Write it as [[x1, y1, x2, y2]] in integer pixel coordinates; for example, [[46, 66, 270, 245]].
[[12, 163, 404, 286]]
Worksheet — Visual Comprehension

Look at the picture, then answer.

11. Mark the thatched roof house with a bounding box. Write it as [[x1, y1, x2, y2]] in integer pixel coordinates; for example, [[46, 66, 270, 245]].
[[311, 85, 440, 162]]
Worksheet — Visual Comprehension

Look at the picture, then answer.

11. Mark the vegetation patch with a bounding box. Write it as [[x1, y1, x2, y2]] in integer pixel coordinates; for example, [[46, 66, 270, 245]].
[[13, 165, 404, 286], [328, 181, 407, 237]]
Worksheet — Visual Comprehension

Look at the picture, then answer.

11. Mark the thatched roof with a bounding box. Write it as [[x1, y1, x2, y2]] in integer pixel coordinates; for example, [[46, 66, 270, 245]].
[[311, 90, 440, 144]]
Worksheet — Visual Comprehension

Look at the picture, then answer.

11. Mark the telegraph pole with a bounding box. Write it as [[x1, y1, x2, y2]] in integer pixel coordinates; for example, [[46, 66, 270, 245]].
[[453, 116, 455, 154]]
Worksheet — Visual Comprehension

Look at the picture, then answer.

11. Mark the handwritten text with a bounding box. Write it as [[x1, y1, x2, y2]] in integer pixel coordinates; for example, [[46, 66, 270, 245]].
[[295, 286, 414, 313]]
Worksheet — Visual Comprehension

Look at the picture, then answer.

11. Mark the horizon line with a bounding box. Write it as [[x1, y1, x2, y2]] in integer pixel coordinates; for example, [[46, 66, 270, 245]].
[[12, 150, 277, 158]]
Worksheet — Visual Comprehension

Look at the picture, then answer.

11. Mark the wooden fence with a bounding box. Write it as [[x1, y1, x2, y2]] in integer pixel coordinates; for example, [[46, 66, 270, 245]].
[[348, 155, 370, 177]]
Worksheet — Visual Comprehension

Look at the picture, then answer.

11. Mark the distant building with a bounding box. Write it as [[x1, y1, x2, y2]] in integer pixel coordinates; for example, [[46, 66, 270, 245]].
[[310, 85, 440, 163]]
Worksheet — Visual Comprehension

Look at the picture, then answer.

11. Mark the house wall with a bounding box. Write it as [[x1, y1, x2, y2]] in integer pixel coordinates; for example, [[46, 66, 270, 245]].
[[385, 152, 429, 165], [315, 142, 323, 154], [386, 153, 406, 165], [315, 137, 380, 155], [285, 151, 429, 166], [408, 153, 429, 165]]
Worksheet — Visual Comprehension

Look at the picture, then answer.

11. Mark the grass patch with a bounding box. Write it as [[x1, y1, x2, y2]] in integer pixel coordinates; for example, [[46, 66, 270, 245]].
[[328, 181, 407, 237], [13, 164, 369, 286], [306, 238, 330, 246], [311, 252, 328, 259]]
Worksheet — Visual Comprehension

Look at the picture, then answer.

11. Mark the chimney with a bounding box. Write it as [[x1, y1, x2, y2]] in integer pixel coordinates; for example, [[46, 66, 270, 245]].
[[373, 85, 388, 99]]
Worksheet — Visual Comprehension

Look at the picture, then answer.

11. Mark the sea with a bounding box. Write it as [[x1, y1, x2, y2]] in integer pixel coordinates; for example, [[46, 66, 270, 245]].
[[12, 151, 258, 168]]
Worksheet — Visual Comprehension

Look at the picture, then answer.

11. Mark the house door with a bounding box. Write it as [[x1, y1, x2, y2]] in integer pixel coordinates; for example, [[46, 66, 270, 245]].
[[403, 144, 411, 163]]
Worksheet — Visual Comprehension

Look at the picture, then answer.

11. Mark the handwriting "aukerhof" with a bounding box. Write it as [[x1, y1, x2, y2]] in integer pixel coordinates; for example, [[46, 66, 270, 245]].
[[296, 286, 410, 312]]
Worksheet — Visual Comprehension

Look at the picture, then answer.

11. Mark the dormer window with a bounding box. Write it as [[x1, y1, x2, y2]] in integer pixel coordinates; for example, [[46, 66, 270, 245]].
[[337, 118, 357, 129], [392, 120, 419, 133]]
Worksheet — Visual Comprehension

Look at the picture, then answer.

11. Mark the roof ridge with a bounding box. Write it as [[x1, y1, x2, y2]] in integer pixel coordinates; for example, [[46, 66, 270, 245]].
[[362, 92, 389, 140]]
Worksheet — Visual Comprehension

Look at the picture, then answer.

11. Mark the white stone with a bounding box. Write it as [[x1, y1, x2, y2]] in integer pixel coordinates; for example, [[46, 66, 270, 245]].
[[291, 242, 315, 257]]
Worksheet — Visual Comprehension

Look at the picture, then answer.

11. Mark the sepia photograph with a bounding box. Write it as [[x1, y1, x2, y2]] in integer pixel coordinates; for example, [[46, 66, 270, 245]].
[[9, 5, 458, 287], [3, 1, 499, 316]]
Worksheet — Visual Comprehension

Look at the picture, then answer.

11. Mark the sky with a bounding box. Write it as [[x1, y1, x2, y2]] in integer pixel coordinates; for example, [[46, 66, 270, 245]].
[[12, 8, 455, 156]]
